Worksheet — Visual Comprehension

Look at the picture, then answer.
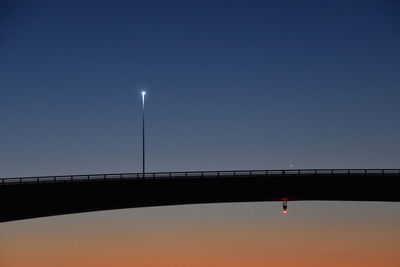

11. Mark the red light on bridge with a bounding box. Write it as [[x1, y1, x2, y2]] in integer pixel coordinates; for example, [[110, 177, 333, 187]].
[[282, 200, 288, 215]]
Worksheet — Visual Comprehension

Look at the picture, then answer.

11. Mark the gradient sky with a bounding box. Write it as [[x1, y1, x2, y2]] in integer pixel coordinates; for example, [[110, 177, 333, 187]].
[[1, 0, 400, 177], [1, 202, 399, 267], [0, 1, 399, 266]]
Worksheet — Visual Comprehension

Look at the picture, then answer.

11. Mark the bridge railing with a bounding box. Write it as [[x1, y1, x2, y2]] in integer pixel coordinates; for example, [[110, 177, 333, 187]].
[[1, 169, 399, 185]]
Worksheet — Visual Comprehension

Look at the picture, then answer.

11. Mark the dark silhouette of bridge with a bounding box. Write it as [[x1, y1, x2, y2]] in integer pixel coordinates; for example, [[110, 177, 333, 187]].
[[1, 169, 399, 223]]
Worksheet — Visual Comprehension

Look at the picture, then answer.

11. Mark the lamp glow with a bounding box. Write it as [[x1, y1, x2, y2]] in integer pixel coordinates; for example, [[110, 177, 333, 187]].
[[141, 91, 146, 106]]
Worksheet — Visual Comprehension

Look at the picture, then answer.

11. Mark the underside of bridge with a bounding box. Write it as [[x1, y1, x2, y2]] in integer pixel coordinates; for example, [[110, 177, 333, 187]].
[[1, 174, 399, 223]]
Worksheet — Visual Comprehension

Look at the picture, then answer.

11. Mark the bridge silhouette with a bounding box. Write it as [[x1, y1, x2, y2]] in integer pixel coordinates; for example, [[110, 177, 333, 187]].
[[1, 169, 399, 222]]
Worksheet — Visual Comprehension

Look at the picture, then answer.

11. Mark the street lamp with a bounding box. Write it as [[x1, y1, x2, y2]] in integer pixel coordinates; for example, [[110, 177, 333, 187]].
[[141, 90, 146, 176]]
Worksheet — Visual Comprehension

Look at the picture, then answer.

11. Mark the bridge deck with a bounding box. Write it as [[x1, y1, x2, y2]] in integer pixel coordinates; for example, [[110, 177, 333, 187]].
[[2, 169, 400, 185], [1, 169, 399, 223]]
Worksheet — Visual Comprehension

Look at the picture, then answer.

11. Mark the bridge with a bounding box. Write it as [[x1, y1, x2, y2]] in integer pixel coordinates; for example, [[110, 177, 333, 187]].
[[1, 169, 399, 223]]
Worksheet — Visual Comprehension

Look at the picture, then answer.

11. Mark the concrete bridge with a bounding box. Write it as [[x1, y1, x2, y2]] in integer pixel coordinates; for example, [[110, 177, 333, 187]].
[[1, 169, 399, 222]]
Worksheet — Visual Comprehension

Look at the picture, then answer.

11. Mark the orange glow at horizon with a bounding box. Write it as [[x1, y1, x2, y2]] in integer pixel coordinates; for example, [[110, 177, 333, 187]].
[[0, 202, 399, 267]]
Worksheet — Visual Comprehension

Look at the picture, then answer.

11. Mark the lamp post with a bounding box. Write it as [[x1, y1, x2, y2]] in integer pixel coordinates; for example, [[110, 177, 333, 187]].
[[141, 90, 146, 176]]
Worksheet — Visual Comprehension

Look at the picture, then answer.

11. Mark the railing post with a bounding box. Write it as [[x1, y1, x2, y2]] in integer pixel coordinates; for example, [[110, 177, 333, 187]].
[[71, 175, 73, 182], [185, 172, 187, 178], [20, 178, 22, 184], [88, 175, 90, 181], [169, 172, 171, 179], [217, 171, 220, 177], [104, 174, 106, 181], [37, 177, 39, 183], [54, 176, 56, 183], [314, 169, 317, 175]]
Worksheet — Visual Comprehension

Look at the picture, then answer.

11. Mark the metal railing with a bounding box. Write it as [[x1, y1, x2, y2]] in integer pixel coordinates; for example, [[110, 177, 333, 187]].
[[1, 169, 399, 186]]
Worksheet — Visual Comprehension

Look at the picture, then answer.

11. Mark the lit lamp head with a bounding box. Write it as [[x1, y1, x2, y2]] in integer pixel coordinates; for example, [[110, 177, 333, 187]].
[[141, 90, 146, 106]]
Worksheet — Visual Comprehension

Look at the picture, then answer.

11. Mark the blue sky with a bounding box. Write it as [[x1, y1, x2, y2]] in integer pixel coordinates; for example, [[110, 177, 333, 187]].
[[1, 0, 399, 177]]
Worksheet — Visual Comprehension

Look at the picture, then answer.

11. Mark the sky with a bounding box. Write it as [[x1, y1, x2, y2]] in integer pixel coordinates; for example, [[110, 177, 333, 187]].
[[1, 0, 400, 177], [0, 1, 399, 266], [1, 202, 399, 267]]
